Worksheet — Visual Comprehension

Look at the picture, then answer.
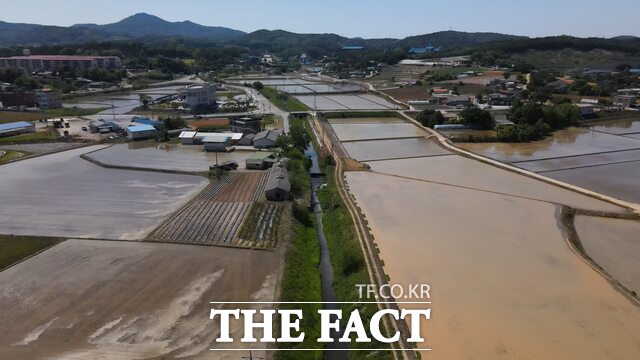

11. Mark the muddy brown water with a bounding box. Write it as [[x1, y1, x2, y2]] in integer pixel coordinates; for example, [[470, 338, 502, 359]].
[[343, 138, 452, 161], [459, 126, 640, 163], [0, 240, 280, 360], [574, 215, 640, 296], [345, 171, 640, 359], [0, 146, 207, 240], [331, 123, 427, 141], [87, 143, 255, 172], [366, 156, 624, 212]]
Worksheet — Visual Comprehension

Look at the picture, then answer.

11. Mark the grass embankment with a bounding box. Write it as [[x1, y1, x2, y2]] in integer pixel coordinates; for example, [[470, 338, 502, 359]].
[[317, 164, 393, 359], [259, 87, 309, 112], [0, 150, 27, 164], [0, 129, 59, 144], [277, 219, 323, 359], [0, 235, 62, 270], [0, 108, 106, 123], [277, 138, 322, 359]]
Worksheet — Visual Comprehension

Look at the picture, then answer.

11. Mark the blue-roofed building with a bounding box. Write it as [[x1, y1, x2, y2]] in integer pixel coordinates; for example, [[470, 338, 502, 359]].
[[132, 118, 165, 129], [630, 68, 640, 74], [126, 124, 157, 140], [341, 45, 365, 51], [0, 121, 36, 137], [409, 44, 441, 54]]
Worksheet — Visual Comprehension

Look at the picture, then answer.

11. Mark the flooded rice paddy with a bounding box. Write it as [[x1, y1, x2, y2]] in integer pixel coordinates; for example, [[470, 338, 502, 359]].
[[459, 120, 640, 204], [367, 156, 623, 212], [345, 172, 640, 359], [574, 215, 640, 296], [0, 239, 279, 359], [86, 142, 255, 172], [332, 116, 640, 358], [0, 146, 207, 240], [296, 93, 397, 110], [343, 138, 451, 162], [331, 123, 426, 141]]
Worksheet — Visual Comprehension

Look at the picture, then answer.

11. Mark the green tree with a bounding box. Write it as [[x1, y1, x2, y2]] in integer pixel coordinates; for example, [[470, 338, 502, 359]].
[[253, 81, 264, 90], [460, 107, 495, 130], [416, 109, 445, 128]]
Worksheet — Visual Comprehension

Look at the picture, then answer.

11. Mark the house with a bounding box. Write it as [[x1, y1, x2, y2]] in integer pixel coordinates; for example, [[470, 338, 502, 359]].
[[444, 95, 471, 107], [237, 133, 256, 146], [253, 130, 282, 149], [35, 89, 61, 109], [0, 121, 36, 137], [617, 88, 640, 96], [577, 103, 596, 117], [265, 161, 290, 201], [231, 117, 262, 134], [487, 93, 515, 106], [246, 152, 278, 170], [179, 131, 198, 145], [126, 124, 157, 140], [613, 95, 637, 108], [202, 134, 232, 152]]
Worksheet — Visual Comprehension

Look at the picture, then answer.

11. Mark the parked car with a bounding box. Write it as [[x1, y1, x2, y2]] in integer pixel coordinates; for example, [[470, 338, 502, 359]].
[[81, 126, 88, 131]]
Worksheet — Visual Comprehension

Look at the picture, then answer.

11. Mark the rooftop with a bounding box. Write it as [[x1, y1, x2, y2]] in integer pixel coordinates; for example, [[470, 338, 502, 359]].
[[201, 134, 231, 143], [247, 151, 276, 161], [0, 121, 33, 132], [127, 124, 156, 132]]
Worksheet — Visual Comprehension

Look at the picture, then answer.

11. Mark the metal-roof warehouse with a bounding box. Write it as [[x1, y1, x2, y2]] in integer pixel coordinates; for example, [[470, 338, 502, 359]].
[[0, 121, 36, 137]]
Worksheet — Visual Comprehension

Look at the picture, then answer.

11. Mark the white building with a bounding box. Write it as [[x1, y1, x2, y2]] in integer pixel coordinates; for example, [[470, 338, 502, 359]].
[[35, 89, 62, 109], [183, 83, 216, 110]]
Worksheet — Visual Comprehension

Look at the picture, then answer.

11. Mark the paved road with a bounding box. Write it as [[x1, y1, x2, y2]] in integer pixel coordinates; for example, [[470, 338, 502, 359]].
[[230, 85, 291, 132]]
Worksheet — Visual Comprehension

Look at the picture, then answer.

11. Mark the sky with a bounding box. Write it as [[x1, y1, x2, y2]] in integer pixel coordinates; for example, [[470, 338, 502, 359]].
[[2, 0, 638, 39]]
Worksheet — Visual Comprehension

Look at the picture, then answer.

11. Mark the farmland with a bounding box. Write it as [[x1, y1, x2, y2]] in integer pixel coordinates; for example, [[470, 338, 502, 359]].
[[0, 239, 280, 359], [0, 146, 207, 240], [238, 201, 287, 248], [147, 172, 270, 247], [0, 235, 62, 270]]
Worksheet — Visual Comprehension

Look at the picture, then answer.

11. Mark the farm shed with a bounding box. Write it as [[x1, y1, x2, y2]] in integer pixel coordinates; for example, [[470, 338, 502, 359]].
[[253, 130, 282, 149], [0, 121, 35, 137], [202, 134, 232, 152], [265, 161, 290, 201], [126, 124, 157, 140], [246, 152, 278, 170]]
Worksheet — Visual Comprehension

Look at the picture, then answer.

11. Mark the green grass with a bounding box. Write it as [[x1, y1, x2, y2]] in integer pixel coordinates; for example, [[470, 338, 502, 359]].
[[0, 129, 58, 144], [259, 87, 309, 112], [0, 149, 28, 164], [0, 108, 106, 123], [0, 235, 62, 270], [317, 166, 393, 359], [277, 220, 323, 359]]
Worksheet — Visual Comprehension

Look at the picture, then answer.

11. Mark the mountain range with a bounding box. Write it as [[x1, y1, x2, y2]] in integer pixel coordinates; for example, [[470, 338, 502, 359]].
[[0, 13, 523, 49]]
